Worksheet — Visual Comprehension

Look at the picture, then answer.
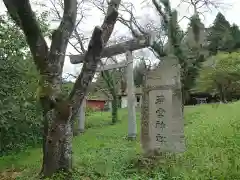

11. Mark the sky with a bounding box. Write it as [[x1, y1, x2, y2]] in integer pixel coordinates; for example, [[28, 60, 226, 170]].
[[1, 0, 240, 81]]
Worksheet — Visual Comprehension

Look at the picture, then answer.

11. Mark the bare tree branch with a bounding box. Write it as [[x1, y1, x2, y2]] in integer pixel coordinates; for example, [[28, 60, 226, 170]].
[[87, 0, 167, 61], [49, 0, 87, 55], [116, 1, 167, 57], [179, 0, 231, 19], [69, 0, 121, 116]]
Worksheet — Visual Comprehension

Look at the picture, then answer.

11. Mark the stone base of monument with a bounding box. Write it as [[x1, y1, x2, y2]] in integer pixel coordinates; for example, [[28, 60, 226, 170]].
[[144, 149, 166, 157]]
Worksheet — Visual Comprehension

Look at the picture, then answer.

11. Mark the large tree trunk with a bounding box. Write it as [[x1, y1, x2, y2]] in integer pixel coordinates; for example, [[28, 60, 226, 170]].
[[3, 0, 121, 177], [40, 101, 73, 177], [2, 1, 77, 176], [41, 100, 73, 176]]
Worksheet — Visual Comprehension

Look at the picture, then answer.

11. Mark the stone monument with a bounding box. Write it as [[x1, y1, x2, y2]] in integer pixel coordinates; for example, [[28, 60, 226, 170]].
[[141, 55, 185, 154]]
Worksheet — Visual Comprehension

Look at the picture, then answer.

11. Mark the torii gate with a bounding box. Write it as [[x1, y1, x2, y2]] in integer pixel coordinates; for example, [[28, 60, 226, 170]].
[[69, 33, 157, 139]]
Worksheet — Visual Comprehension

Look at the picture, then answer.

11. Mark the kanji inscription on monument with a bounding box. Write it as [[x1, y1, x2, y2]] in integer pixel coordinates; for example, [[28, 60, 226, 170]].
[[149, 89, 172, 149], [141, 56, 185, 153]]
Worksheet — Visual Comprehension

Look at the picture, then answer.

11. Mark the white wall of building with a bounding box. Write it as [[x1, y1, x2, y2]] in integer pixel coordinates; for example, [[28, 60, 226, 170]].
[[121, 96, 128, 108], [120, 95, 142, 108]]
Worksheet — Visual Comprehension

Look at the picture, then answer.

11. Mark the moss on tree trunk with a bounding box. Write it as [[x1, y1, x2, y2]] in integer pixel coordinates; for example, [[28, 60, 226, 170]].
[[111, 92, 118, 124]]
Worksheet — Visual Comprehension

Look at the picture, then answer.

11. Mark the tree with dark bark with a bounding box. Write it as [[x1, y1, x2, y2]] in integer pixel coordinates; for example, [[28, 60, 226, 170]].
[[94, 57, 127, 124], [101, 70, 119, 124], [50, 0, 123, 125], [3, 0, 121, 177]]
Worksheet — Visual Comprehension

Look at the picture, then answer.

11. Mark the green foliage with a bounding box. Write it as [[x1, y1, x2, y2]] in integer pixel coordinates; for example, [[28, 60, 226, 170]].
[[85, 106, 95, 116], [207, 12, 240, 55], [0, 13, 49, 155], [100, 70, 119, 124], [94, 68, 123, 123], [230, 24, 240, 50], [195, 52, 240, 100], [1, 102, 240, 179], [62, 81, 74, 98]]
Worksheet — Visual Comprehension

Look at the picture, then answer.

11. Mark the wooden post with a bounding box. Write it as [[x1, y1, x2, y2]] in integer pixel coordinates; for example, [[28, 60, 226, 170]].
[[126, 51, 137, 140], [78, 97, 86, 133]]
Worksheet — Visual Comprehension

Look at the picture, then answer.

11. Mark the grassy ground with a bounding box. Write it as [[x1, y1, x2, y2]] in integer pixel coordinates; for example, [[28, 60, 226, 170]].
[[0, 102, 240, 179]]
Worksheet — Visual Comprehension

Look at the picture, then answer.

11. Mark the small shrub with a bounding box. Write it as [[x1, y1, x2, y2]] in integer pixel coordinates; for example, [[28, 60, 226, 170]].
[[85, 106, 95, 116]]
